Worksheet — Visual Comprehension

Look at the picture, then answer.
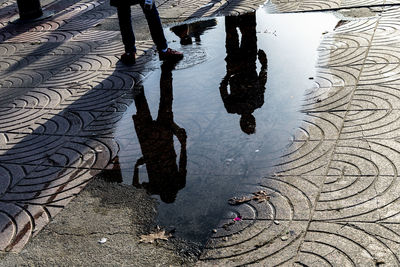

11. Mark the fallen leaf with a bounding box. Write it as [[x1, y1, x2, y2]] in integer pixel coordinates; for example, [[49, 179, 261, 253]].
[[228, 196, 252, 205], [140, 228, 171, 244], [252, 190, 270, 203]]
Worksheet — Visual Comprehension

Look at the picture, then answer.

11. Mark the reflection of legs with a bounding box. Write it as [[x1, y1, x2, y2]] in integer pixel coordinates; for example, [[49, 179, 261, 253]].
[[117, 6, 136, 53], [141, 4, 167, 52], [239, 13, 257, 65], [225, 16, 239, 60], [157, 63, 174, 124]]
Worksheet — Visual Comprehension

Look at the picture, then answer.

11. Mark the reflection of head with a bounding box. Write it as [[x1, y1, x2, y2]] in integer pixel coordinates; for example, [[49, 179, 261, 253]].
[[240, 113, 256, 135]]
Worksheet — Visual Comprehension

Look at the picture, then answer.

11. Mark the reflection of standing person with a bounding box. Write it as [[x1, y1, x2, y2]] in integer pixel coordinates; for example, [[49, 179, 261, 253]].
[[132, 61, 187, 203], [110, 0, 183, 65], [219, 12, 268, 135]]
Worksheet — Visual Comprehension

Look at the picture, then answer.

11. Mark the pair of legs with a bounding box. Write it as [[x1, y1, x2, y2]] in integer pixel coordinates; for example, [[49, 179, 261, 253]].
[[117, 4, 167, 54]]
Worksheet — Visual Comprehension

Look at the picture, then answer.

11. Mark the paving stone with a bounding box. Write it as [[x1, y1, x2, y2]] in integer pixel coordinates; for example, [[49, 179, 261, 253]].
[[0, 70, 54, 88], [251, 140, 336, 177], [342, 0, 385, 7], [297, 222, 400, 266], [299, 0, 341, 11], [313, 65, 362, 88], [234, 176, 323, 220], [350, 84, 400, 110], [302, 86, 354, 112], [317, 47, 368, 67], [365, 45, 400, 64], [333, 18, 379, 34], [329, 139, 400, 176], [0, 87, 73, 109], [264, 2, 301, 14], [38, 70, 140, 90], [314, 174, 400, 221], [359, 63, 400, 85], [294, 112, 346, 141], [319, 32, 373, 50], [340, 110, 400, 139], [200, 220, 307, 266]]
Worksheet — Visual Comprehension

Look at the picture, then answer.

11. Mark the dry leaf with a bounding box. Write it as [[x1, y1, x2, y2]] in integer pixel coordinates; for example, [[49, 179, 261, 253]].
[[252, 190, 270, 203], [140, 229, 171, 244], [228, 196, 252, 205]]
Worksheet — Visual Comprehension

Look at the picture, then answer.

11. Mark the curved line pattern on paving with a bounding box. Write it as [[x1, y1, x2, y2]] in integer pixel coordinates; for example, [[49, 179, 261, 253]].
[[1, 0, 400, 264], [0, 0, 154, 251], [199, 1, 400, 266]]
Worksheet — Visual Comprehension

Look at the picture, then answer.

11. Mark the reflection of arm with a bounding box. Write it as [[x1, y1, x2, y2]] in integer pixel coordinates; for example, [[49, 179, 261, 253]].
[[219, 76, 230, 101], [132, 157, 145, 187], [258, 49, 268, 87], [172, 123, 187, 177]]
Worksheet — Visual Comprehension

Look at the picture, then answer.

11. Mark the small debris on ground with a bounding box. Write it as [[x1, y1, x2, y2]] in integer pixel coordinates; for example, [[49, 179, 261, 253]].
[[228, 190, 270, 205], [281, 235, 289, 241], [233, 216, 242, 222], [98, 237, 107, 244], [228, 196, 252, 205], [252, 190, 270, 203], [139, 226, 172, 244]]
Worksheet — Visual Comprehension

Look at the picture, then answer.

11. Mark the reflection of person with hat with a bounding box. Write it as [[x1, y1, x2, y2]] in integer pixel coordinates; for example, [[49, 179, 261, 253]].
[[132, 61, 187, 203], [219, 12, 268, 135]]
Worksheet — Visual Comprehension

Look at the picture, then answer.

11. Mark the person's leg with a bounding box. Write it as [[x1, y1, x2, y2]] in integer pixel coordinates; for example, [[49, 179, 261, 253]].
[[117, 6, 136, 54], [141, 3, 167, 52]]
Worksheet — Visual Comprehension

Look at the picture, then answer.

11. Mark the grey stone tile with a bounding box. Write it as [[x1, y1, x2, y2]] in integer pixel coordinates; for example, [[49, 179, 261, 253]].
[[329, 139, 400, 176], [359, 63, 400, 85], [302, 86, 354, 112], [264, 2, 301, 13], [333, 17, 379, 34], [350, 84, 400, 110], [314, 65, 362, 88], [340, 110, 400, 139], [251, 140, 336, 177], [319, 32, 373, 50], [317, 47, 368, 67], [299, 0, 341, 11], [295, 112, 346, 141], [298, 222, 400, 266], [314, 175, 400, 222], [365, 45, 400, 64], [0, 70, 54, 88], [200, 220, 307, 266], [0, 87, 73, 109]]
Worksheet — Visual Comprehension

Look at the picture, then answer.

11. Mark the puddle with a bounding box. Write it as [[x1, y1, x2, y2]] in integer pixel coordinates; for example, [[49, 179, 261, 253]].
[[111, 9, 338, 244]]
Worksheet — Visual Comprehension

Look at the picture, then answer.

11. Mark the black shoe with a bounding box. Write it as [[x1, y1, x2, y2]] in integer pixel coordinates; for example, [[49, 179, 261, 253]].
[[120, 52, 136, 65]]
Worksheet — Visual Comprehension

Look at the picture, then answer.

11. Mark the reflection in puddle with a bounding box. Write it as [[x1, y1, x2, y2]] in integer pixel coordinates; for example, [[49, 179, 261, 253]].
[[112, 9, 338, 244]]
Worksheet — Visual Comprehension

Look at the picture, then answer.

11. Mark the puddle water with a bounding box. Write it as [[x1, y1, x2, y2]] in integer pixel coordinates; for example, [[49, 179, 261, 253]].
[[111, 9, 338, 244]]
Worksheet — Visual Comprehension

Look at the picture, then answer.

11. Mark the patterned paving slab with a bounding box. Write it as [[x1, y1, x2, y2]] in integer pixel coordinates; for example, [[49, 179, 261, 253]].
[[198, 1, 400, 266], [1, 0, 400, 265]]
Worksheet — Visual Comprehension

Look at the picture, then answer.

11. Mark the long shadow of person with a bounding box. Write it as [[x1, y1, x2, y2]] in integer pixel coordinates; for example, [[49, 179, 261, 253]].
[[219, 12, 268, 135], [132, 61, 187, 204]]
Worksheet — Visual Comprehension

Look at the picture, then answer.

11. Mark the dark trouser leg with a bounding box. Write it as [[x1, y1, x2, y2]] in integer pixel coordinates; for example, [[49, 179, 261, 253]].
[[141, 4, 167, 52], [117, 6, 136, 53]]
